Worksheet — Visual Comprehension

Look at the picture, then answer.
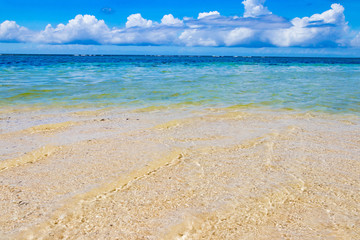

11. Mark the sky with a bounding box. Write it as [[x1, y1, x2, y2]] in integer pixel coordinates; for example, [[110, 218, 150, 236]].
[[1, 0, 360, 56]]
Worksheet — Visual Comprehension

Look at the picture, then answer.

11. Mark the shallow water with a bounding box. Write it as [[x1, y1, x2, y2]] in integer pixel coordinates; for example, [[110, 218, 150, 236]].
[[1, 55, 359, 114], [0, 107, 359, 239]]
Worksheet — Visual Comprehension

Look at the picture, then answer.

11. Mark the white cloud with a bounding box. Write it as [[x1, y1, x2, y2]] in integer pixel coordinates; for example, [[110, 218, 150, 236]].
[[307, 3, 345, 25], [161, 14, 183, 26], [126, 14, 153, 28], [35, 15, 111, 44], [179, 29, 220, 46], [198, 11, 220, 19], [224, 28, 254, 46], [242, 0, 271, 18], [265, 4, 347, 47], [0, 2, 358, 49], [178, 27, 256, 47], [0, 20, 30, 42]]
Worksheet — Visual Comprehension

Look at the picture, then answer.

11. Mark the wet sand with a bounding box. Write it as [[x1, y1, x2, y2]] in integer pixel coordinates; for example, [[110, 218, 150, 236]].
[[0, 107, 359, 239]]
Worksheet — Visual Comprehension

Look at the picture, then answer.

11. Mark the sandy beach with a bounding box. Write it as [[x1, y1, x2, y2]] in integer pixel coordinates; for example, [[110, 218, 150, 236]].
[[0, 106, 359, 239]]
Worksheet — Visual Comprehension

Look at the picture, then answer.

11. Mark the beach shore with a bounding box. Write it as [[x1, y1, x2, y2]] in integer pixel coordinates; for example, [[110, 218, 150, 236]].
[[0, 107, 359, 239]]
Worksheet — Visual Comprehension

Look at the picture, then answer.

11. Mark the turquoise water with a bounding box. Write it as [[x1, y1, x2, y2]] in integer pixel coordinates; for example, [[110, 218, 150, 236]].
[[0, 55, 359, 114]]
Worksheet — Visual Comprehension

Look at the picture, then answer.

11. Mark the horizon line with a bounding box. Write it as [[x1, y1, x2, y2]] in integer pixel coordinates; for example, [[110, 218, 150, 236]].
[[1, 53, 360, 59]]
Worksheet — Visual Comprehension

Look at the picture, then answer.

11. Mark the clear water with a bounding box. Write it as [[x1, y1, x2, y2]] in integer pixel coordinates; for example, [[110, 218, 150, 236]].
[[0, 55, 359, 114]]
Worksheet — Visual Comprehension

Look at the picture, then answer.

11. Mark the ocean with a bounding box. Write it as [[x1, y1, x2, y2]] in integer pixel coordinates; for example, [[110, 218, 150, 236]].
[[1, 55, 359, 114]]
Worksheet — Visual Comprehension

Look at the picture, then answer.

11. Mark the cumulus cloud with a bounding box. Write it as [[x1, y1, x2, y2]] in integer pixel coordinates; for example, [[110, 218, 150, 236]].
[[35, 15, 111, 44], [242, 0, 271, 18], [179, 29, 221, 47], [0, 1, 358, 48], [306, 3, 345, 25], [0, 20, 31, 42], [126, 14, 152, 28], [265, 4, 347, 47], [161, 14, 183, 26], [224, 28, 255, 46], [198, 11, 221, 19]]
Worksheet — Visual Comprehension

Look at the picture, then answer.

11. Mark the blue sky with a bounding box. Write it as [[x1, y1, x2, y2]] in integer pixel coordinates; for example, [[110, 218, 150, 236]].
[[1, 0, 360, 56]]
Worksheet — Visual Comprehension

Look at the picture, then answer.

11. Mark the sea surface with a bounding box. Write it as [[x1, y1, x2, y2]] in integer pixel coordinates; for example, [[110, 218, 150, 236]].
[[1, 55, 359, 114]]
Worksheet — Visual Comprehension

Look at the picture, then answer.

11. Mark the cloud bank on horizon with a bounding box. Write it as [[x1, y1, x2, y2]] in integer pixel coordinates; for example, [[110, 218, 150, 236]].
[[1, 0, 359, 48]]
